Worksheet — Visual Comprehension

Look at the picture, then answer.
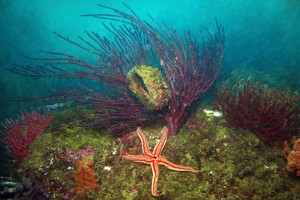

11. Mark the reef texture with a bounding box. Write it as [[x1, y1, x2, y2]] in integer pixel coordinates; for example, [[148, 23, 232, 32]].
[[16, 107, 300, 199]]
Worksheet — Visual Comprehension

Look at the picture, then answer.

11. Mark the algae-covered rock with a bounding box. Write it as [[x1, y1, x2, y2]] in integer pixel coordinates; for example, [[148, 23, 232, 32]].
[[127, 65, 170, 110], [17, 105, 300, 199]]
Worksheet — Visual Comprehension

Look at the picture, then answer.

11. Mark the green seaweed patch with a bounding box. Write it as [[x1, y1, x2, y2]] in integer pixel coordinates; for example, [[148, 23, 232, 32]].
[[127, 65, 170, 110], [50, 107, 96, 130], [91, 109, 300, 199], [19, 124, 116, 199], [17, 105, 300, 199], [21, 125, 113, 169]]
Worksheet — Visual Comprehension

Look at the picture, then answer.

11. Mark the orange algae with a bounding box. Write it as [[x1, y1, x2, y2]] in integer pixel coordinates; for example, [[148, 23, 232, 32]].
[[283, 136, 300, 176], [74, 157, 99, 196]]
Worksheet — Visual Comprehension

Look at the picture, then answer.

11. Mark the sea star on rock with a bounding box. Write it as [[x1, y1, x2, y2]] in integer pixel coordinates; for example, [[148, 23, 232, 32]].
[[123, 126, 200, 196]]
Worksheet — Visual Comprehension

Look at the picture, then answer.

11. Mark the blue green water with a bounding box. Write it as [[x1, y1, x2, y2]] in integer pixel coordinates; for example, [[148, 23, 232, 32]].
[[0, 0, 299, 118]]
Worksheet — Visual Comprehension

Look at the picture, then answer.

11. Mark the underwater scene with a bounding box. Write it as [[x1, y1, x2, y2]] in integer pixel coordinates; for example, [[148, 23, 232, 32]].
[[0, 0, 299, 199]]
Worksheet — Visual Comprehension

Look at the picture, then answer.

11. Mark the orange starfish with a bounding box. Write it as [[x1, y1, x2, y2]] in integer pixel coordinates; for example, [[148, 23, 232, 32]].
[[123, 126, 200, 196]]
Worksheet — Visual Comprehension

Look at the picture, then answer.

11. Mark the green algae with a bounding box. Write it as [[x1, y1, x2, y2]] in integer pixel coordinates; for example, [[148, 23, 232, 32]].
[[18, 105, 300, 199], [127, 65, 170, 110]]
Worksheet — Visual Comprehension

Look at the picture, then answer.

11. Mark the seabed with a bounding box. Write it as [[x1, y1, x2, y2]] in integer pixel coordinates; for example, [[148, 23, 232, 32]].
[[18, 105, 300, 200]]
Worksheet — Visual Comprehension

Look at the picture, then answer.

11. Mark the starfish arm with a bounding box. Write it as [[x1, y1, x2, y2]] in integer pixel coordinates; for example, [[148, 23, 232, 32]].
[[153, 126, 168, 156], [123, 126, 200, 197], [122, 155, 153, 163], [159, 158, 200, 173], [151, 161, 160, 196], [137, 127, 153, 156]]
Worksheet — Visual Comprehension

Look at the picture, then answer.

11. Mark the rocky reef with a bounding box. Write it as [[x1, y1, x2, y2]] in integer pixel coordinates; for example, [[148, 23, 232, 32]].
[[16, 106, 300, 199]]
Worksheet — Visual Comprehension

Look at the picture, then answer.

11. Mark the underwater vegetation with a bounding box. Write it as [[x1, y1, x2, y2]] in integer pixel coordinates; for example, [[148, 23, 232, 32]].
[[73, 156, 99, 196], [0, 110, 53, 164], [214, 78, 300, 146], [3, 107, 298, 199], [9, 3, 224, 137], [1, 2, 300, 200], [283, 136, 300, 177]]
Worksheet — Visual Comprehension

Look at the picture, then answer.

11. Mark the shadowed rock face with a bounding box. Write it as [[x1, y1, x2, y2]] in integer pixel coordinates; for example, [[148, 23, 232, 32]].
[[0, 175, 48, 200]]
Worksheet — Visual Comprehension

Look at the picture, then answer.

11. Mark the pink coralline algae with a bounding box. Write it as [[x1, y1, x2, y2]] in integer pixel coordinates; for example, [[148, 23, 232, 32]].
[[64, 147, 95, 164]]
